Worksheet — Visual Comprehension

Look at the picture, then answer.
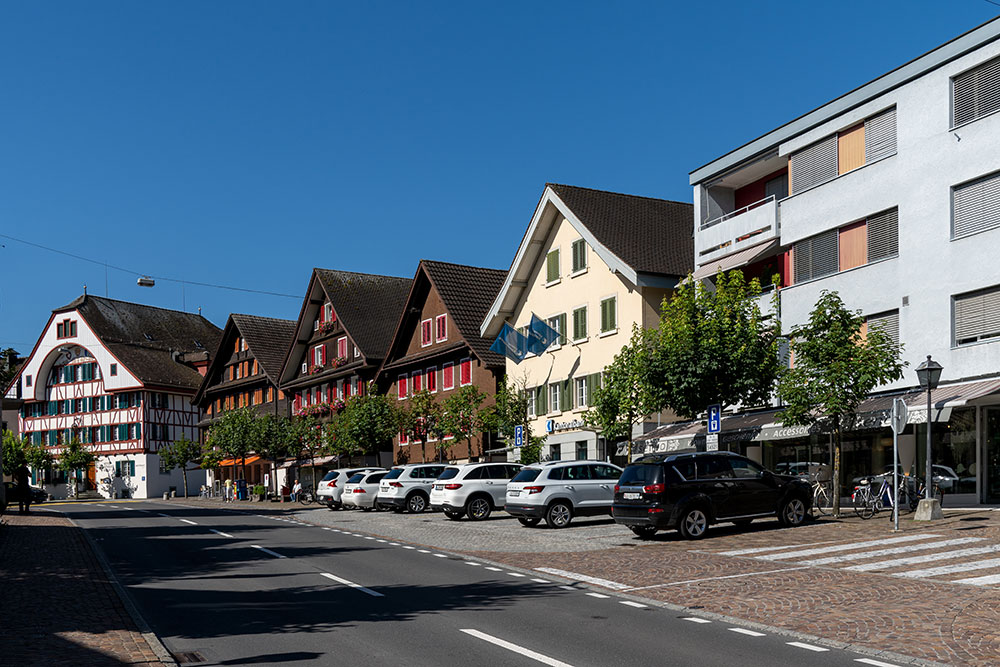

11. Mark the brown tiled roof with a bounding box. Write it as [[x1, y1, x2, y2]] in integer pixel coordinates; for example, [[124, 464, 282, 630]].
[[230, 314, 296, 381], [547, 183, 693, 277], [54, 295, 222, 392], [315, 270, 412, 360], [422, 260, 507, 366]]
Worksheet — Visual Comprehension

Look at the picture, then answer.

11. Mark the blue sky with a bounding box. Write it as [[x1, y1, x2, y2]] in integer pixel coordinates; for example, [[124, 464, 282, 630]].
[[1, 1, 997, 352]]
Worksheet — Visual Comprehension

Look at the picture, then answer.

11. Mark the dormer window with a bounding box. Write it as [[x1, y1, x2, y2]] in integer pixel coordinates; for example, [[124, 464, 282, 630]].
[[323, 303, 334, 322], [56, 319, 77, 339]]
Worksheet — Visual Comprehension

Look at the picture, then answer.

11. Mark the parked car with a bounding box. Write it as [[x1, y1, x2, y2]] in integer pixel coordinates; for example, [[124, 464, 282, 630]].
[[429, 462, 523, 520], [377, 463, 448, 513], [612, 451, 812, 540], [504, 460, 623, 528], [341, 470, 389, 511], [316, 467, 385, 509], [3, 482, 48, 505]]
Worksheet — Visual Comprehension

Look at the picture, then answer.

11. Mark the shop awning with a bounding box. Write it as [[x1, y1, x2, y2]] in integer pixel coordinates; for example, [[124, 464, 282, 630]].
[[217, 456, 261, 466], [691, 239, 779, 281]]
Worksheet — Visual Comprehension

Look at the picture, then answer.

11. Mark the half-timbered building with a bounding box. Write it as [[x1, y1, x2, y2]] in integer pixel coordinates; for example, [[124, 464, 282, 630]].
[[379, 260, 507, 464], [4, 294, 222, 499]]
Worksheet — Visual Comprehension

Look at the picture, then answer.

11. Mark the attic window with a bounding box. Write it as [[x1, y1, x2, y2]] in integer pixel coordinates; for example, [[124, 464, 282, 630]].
[[110, 364, 118, 376]]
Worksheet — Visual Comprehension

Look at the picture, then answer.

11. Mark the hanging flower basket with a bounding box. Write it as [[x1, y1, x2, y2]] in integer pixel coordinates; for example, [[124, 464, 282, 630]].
[[296, 402, 332, 418], [333, 356, 348, 368], [319, 321, 338, 335], [307, 364, 324, 375]]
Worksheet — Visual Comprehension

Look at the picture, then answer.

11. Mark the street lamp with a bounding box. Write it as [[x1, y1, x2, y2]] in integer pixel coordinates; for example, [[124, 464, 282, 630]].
[[915, 355, 943, 513]]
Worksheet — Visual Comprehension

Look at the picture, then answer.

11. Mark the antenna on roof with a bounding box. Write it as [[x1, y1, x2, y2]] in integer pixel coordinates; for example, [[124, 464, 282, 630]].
[[83, 284, 87, 295], [198, 307, 202, 315]]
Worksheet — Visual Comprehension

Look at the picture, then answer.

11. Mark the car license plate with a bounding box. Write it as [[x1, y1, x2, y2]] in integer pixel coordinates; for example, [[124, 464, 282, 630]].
[[623, 492, 641, 500], [509, 490, 520, 497]]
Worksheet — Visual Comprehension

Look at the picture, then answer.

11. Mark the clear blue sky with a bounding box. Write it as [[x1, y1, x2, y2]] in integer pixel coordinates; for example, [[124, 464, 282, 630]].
[[1, 1, 997, 352]]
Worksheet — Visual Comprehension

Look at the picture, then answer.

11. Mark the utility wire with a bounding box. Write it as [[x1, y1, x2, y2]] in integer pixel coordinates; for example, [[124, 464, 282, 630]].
[[0, 232, 300, 299], [984, 0, 1000, 8]]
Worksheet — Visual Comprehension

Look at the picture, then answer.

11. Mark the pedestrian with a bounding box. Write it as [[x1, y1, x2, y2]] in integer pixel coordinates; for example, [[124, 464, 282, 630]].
[[15, 463, 32, 514], [224, 478, 234, 503], [291, 478, 301, 503]]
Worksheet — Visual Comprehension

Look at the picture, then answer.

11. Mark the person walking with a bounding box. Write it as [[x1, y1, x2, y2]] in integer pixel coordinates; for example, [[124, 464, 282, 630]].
[[291, 478, 301, 503], [15, 463, 32, 514], [224, 478, 234, 503]]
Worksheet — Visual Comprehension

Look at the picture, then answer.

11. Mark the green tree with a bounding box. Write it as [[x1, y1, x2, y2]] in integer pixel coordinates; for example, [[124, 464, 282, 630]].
[[647, 270, 780, 418], [400, 390, 445, 462], [486, 375, 544, 464], [440, 385, 489, 461], [290, 415, 327, 491], [776, 290, 906, 516], [332, 393, 399, 462], [207, 407, 257, 481], [2, 429, 27, 475], [59, 438, 95, 498], [160, 434, 203, 498], [585, 326, 656, 462], [252, 415, 296, 498], [0, 348, 21, 391], [518, 435, 543, 465]]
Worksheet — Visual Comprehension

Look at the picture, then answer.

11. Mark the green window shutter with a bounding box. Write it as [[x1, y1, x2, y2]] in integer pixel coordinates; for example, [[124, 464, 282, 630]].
[[135, 423, 141, 440], [573, 308, 587, 340], [546, 250, 560, 282], [557, 314, 567, 345], [129, 460, 135, 476], [536, 385, 547, 414], [586, 374, 599, 405], [571, 240, 586, 272], [561, 379, 572, 411]]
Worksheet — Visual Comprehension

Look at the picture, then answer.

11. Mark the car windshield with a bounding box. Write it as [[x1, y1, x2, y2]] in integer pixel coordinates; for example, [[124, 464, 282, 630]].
[[437, 467, 460, 480], [511, 468, 541, 483], [346, 473, 365, 484], [383, 468, 405, 480], [618, 464, 662, 486], [321, 471, 338, 482]]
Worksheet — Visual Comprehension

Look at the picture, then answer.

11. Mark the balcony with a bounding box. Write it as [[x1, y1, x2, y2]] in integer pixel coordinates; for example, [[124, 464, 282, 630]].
[[695, 196, 779, 268]]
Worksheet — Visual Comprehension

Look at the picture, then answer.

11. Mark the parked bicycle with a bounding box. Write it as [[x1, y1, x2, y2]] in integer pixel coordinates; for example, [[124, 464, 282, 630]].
[[853, 473, 942, 519], [297, 487, 316, 505], [809, 472, 833, 517]]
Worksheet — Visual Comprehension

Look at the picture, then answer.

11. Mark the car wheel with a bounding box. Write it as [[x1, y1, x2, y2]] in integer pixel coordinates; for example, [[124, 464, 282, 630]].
[[678, 507, 709, 540], [466, 496, 493, 521], [406, 493, 428, 513], [545, 501, 573, 529], [328, 502, 341, 512], [779, 497, 807, 527], [630, 526, 658, 539], [444, 510, 465, 520], [517, 517, 541, 527]]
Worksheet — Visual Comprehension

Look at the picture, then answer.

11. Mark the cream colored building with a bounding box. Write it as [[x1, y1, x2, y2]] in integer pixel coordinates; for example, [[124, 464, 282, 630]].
[[481, 184, 693, 463]]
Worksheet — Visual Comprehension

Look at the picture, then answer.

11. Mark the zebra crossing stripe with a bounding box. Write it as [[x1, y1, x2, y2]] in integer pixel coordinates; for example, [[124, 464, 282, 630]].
[[952, 572, 1000, 585], [897, 556, 1000, 579], [844, 544, 1000, 572], [714, 541, 839, 557], [757, 534, 942, 561], [800, 538, 985, 566]]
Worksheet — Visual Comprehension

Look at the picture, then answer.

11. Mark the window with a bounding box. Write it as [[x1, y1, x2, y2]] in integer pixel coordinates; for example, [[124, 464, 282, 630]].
[[397, 374, 408, 400], [571, 239, 587, 273], [600, 297, 617, 334], [793, 229, 839, 283], [549, 383, 560, 413], [790, 108, 896, 194], [115, 460, 136, 477], [953, 55, 1000, 127], [419, 318, 433, 347], [412, 371, 422, 393], [954, 285, 1000, 346], [547, 314, 566, 346], [353, 345, 360, 358], [399, 430, 408, 445], [575, 377, 587, 408], [110, 364, 117, 377], [527, 390, 537, 418], [459, 358, 472, 386], [953, 170, 1000, 239], [549, 445, 560, 461], [546, 249, 560, 284], [866, 310, 900, 348], [576, 441, 588, 460], [337, 337, 348, 359], [25, 375, 31, 387], [794, 208, 898, 282], [572, 306, 588, 341], [426, 367, 437, 393], [435, 314, 447, 342], [867, 208, 899, 261], [324, 303, 334, 322], [442, 362, 455, 390], [313, 345, 324, 366]]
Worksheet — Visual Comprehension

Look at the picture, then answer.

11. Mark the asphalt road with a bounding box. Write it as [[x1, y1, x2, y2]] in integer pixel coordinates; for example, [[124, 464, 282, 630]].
[[61, 501, 906, 667]]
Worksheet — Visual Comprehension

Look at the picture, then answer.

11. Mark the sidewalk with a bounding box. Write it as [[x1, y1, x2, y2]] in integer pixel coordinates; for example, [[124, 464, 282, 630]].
[[0, 509, 170, 666]]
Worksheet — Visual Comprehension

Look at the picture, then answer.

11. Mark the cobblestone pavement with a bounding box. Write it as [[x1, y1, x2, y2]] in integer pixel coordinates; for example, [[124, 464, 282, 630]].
[[0, 508, 169, 666], [180, 498, 1000, 666]]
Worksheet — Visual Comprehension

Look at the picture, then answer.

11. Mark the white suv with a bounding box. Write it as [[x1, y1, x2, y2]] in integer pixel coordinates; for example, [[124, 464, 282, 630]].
[[316, 467, 384, 509], [505, 460, 623, 528], [429, 462, 523, 521], [377, 463, 448, 513]]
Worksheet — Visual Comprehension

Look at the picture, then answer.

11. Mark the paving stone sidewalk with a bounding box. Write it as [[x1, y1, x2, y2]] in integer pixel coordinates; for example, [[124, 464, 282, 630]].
[[0, 509, 170, 666]]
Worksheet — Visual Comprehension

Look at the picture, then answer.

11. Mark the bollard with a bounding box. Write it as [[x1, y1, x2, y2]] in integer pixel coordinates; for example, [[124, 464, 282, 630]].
[[163, 492, 169, 500]]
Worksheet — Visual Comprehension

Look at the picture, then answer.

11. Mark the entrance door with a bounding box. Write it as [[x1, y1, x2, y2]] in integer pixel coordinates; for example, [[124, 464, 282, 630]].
[[86, 463, 97, 491], [983, 408, 1000, 503]]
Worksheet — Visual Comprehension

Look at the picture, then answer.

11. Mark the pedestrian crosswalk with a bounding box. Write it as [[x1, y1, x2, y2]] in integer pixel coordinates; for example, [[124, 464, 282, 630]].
[[715, 533, 1000, 587]]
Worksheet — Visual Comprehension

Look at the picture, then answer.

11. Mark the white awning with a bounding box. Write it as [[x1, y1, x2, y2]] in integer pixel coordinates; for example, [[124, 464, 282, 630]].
[[692, 239, 780, 280]]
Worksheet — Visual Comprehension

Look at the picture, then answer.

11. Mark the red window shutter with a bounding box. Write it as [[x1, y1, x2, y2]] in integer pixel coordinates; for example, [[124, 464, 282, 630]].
[[426, 368, 436, 392], [443, 363, 454, 389], [319, 306, 325, 323], [460, 359, 471, 385], [321, 345, 327, 365], [344, 382, 352, 398], [293, 395, 300, 411], [328, 385, 334, 402], [437, 315, 447, 341], [398, 376, 407, 399], [356, 379, 364, 396]]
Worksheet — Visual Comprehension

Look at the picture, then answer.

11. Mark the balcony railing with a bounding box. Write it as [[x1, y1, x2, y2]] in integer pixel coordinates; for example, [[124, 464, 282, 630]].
[[700, 195, 776, 231], [696, 196, 780, 266]]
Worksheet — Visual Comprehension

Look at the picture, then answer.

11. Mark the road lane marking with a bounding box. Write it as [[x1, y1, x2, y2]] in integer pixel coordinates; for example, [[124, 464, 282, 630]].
[[157, 513, 171, 517], [534, 568, 630, 591], [558, 585, 576, 591], [107, 505, 118, 509], [619, 601, 647, 608], [459, 629, 573, 667], [800, 538, 986, 566], [845, 544, 1000, 572], [953, 572, 1000, 585], [402, 545, 415, 550], [507, 572, 525, 577], [180, 519, 198, 525], [682, 617, 710, 623], [465, 561, 481, 566], [319, 572, 384, 597], [624, 566, 810, 590], [714, 541, 839, 556], [787, 642, 828, 652], [531, 578, 550, 583], [388, 542, 400, 546], [586, 593, 609, 599], [418, 549, 431, 553], [364, 536, 375, 540], [729, 628, 765, 636], [376, 539, 387, 543], [855, 659, 901, 667], [434, 554, 448, 558], [210, 529, 234, 538], [485, 567, 502, 572], [250, 545, 287, 559], [759, 534, 941, 561], [898, 557, 1000, 579]]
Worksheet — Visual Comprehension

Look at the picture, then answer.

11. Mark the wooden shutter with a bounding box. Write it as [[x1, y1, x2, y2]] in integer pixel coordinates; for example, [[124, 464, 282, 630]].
[[572, 240, 586, 272], [790, 135, 838, 193], [573, 308, 587, 340], [955, 286, 1000, 345], [865, 108, 897, 162], [600, 298, 616, 333], [536, 385, 547, 414], [867, 208, 899, 261], [867, 311, 900, 347], [953, 55, 1000, 126], [838, 123, 865, 174], [953, 171, 1000, 238], [546, 250, 560, 282], [560, 379, 572, 411], [838, 221, 867, 271]]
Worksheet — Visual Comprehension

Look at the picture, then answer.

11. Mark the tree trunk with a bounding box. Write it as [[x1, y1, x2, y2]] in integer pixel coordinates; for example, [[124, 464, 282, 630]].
[[182, 466, 188, 498], [832, 420, 842, 517], [310, 451, 317, 492]]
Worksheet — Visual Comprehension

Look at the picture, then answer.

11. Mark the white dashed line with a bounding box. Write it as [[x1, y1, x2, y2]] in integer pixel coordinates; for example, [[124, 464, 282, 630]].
[[418, 549, 431, 553], [729, 628, 765, 637], [855, 659, 901, 667], [364, 536, 376, 540], [106, 505, 119, 509], [319, 572, 384, 598], [250, 545, 286, 559], [682, 617, 711, 624], [402, 545, 415, 550], [376, 539, 387, 543], [322, 527, 332, 531], [388, 542, 400, 546], [459, 629, 573, 667], [210, 529, 234, 538], [787, 642, 828, 652], [586, 592, 610, 599], [180, 519, 198, 525], [485, 567, 502, 572], [434, 554, 448, 558], [619, 601, 647, 609], [534, 568, 630, 591], [558, 585, 576, 591], [507, 572, 525, 577], [531, 578, 550, 584], [465, 561, 481, 566]]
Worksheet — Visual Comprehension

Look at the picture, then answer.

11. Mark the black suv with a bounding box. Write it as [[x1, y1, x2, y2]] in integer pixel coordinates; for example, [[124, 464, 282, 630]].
[[612, 451, 812, 540]]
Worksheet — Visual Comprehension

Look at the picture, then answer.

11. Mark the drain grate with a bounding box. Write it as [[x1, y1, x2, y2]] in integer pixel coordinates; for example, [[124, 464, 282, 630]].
[[172, 651, 206, 664]]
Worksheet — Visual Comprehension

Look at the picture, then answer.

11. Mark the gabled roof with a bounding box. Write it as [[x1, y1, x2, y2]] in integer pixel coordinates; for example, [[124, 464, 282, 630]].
[[481, 183, 693, 337], [54, 294, 222, 391], [383, 260, 507, 371], [192, 313, 296, 405]]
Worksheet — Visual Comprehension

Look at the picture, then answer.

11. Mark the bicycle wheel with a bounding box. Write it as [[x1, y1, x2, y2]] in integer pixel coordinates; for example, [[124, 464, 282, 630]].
[[854, 489, 875, 519], [813, 482, 831, 516], [299, 491, 314, 506]]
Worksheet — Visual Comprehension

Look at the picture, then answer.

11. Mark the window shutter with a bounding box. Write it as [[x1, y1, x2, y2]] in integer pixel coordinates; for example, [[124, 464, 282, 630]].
[[572, 240, 586, 272], [600, 298, 616, 332], [790, 135, 838, 194], [573, 308, 587, 340], [953, 55, 1000, 126], [867, 311, 900, 347], [561, 379, 572, 411], [536, 385, 547, 414], [135, 423, 141, 440], [793, 229, 839, 283], [954, 171, 1000, 238], [866, 208, 899, 261], [865, 108, 897, 162], [546, 250, 560, 282], [556, 314, 567, 345], [955, 286, 1000, 345]]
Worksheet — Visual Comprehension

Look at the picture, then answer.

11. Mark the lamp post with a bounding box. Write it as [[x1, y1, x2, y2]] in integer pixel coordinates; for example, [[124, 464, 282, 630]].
[[915, 355, 943, 519]]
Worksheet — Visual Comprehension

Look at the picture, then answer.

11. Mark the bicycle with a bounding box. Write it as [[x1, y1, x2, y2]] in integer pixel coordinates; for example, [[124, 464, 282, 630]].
[[853, 473, 898, 520], [809, 473, 833, 517], [297, 487, 316, 505], [909, 478, 943, 511]]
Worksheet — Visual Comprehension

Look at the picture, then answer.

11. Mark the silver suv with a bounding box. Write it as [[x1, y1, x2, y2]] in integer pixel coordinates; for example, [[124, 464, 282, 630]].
[[429, 462, 523, 521], [376, 463, 448, 513], [316, 467, 384, 509], [505, 460, 623, 528]]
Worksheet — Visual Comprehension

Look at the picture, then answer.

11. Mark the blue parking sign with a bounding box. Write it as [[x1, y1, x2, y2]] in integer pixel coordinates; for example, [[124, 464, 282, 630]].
[[514, 424, 524, 448], [708, 404, 722, 434]]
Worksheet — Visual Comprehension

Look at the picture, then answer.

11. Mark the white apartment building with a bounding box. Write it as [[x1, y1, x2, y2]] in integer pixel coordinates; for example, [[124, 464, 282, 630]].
[[685, 18, 1000, 504]]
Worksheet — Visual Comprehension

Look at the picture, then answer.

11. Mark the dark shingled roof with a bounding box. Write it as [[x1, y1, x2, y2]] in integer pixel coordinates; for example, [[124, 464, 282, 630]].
[[547, 183, 693, 277], [422, 260, 507, 366], [230, 314, 297, 381], [54, 294, 222, 391], [315, 270, 412, 360]]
